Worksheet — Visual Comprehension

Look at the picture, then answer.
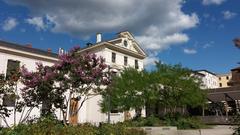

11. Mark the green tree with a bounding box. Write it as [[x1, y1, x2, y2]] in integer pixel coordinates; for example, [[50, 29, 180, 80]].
[[153, 62, 206, 115], [101, 68, 158, 118], [101, 61, 206, 119]]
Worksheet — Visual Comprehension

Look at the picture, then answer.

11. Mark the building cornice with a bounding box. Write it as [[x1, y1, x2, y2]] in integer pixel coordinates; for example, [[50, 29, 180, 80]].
[[0, 46, 58, 63], [78, 42, 146, 59]]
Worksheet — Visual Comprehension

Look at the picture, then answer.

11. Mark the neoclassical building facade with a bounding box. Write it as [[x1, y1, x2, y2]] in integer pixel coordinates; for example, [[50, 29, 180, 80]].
[[0, 31, 147, 126]]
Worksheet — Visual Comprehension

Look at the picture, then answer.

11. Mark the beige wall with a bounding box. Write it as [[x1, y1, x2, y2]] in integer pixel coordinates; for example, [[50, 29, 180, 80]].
[[218, 73, 232, 88]]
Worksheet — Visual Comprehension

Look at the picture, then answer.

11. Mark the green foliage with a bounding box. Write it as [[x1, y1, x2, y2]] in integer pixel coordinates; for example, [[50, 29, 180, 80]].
[[163, 113, 205, 129], [101, 61, 206, 118], [121, 116, 164, 127], [101, 68, 153, 114], [153, 61, 206, 110], [98, 123, 146, 135], [0, 117, 146, 135], [119, 114, 205, 129], [233, 113, 240, 135]]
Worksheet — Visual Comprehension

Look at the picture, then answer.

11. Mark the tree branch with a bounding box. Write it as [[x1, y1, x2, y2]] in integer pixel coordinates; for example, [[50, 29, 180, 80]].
[[0, 114, 10, 128]]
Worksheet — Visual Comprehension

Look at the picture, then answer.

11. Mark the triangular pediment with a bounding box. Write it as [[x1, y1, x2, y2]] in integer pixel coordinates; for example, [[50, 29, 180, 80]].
[[109, 31, 147, 57], [79, 31, 147, 59]]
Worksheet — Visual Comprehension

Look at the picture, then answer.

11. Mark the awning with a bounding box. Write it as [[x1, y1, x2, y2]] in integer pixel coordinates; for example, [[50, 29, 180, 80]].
[[207, 86, 240, 102]]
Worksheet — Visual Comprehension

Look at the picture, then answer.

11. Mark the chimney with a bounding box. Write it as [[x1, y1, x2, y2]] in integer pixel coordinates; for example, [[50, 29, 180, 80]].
[[47, 48, 52, 53], [58, 48, 64, 55], [26, 44, 32, 48], [96, 33, 102, 43]]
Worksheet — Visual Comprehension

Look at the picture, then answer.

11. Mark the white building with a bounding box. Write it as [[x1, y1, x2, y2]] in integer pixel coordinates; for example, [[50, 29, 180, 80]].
[[0, 40, 58, 127], [0, 31, 147, 126], [196, 70, 219, 89], [77, 31, 147, 123]]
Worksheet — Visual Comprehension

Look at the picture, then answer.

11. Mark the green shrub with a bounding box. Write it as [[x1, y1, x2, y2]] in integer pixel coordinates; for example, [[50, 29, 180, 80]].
[[0, 117, 146, 135], [163, 113, 204, 129], [144, 115, 162, 126], [125, 128, 146, 135], [98, 123, 125, 135], [98, 123, 146, 135], [233, 114, 240, 135]]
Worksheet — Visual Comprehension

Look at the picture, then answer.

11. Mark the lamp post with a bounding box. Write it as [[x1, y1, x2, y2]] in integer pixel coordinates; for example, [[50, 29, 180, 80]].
[[107, 93, 111, 123], [106, 66, 118, 123]]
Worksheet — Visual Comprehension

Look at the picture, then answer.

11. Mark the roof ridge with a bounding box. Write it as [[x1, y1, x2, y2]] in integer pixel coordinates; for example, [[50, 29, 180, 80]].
[[0, 40, 58, 58]]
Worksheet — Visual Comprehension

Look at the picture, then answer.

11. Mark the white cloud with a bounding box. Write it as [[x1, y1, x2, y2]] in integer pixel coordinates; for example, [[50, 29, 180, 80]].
[[5, 0, 199, 66], [2, 17, 18, 31], [26, 17, 46, 31], [203, 43, 211, 49], [203, 41, 214, 49], [144, 56, 159, 66], [183, 48, 197, 54], [222, 11, 237, 20], [202, 0, 226, 5]]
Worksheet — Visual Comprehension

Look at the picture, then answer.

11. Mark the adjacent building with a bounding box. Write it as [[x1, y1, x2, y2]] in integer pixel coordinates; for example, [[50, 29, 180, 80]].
[[217, 73, 232, 88], [195, 70, 219, 89]]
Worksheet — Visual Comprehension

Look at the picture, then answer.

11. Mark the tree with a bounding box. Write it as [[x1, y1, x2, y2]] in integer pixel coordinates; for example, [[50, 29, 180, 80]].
[[21, 63, 57, 117], [0, 71, 32, 127], [233, 38, 240, 48], [101, 61, 206, 119], [20, 46, 110, 125], [0, 74, 14, 127], [53, 46, 110, 124], [101, 68, 157, 118], [152, 61, 206, 115]]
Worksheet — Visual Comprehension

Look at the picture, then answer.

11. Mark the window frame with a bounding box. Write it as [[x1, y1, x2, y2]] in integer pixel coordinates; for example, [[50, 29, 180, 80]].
[[124, 56, 128, 66], [2, 94, 16, 107], [112, 52, 116, 63], [123, 40, 128, 47], [135, 59, 139, 69], [6, 59, 20, 80]]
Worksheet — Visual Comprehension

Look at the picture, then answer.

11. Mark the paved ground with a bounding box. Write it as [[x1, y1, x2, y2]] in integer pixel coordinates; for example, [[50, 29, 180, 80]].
[[142, 125, 235, 135]]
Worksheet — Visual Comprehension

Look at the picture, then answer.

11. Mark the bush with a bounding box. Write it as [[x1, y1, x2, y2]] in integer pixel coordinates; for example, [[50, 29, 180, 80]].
[[0, 117, 146, 135], [163, 113, 204, 129], [98, 123, 146, 135], [121, 116, 164, 127], [233, 114, 240, 135]]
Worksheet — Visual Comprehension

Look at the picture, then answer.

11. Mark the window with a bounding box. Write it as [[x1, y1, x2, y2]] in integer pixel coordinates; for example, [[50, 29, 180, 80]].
[[124, 56, 128, 66], [112, 52, 116, 63], [135, 59, 139, 69], [124, 40, 128, 47], [3, 94, 16, 107], [6, 60, 20, 80], [226, 76, 229, 80], [219, 77, 221, 80], [219, 83, 222, 87]]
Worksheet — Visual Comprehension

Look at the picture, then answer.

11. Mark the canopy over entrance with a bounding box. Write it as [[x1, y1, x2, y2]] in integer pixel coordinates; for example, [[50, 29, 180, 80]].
[[207, 86, 240, 102]]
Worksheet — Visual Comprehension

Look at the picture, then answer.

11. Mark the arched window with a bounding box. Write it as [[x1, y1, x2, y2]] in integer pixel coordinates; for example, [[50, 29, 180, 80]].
[[124, 40, 128, 47]]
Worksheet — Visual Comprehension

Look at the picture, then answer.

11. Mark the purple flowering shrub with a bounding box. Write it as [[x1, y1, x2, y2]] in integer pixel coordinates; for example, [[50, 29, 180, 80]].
[[20, 46, 111, 124]]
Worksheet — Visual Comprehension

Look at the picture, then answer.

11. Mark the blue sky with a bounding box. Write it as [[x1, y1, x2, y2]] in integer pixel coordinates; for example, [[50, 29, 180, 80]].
[[0, 0, 239, 74]]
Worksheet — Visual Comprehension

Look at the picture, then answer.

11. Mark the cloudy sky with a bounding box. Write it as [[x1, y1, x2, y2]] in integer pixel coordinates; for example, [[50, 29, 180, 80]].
[[0, 0, 239, 73]]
